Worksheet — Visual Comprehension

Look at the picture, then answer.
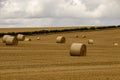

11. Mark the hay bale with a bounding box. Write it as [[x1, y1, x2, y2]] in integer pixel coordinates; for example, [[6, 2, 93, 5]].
[[2, 35, 11, 43], [88, 39, 94, 44], [25, 38, 31, 41], [56, 36, 66, 43], [37, 37, 40, 40], [82, 35, 86, 38], [70, 43, 87, 56], [114, 42, 118, 46], [5, 36, 18, 45], [17, 34, 25, 41], [75, 35, 79, 38]]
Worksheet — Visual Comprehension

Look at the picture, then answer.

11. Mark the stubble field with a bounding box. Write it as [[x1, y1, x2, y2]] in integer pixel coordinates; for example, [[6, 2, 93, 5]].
[[0, 28, 120, 80]]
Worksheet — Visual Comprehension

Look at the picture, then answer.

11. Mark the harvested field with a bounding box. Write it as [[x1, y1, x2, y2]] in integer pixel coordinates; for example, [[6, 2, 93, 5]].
[[0, 28, 120, 80]]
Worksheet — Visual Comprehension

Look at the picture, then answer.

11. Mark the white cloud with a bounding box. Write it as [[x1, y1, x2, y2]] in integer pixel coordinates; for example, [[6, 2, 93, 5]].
[[0, 0, 120, 27]]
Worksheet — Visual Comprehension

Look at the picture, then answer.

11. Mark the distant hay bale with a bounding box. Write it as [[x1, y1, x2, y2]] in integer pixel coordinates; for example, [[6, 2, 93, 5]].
[[82, 35, 86, 38], [5, 36, 18, 45], [25, 38, 31, 41], [70, 43, 87, 56], [37, 37, 40, 40], [88, 39, 94, 44], [56, 36, 66, 43], [75, 35, 79, 38], [2, 35, 11, 43], [17, 34, 25, 41], [114, 42, 118, 46]]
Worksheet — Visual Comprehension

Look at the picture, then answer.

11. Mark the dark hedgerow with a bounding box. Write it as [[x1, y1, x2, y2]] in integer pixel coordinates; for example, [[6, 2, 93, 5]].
[[79, 27, 89, 31], [96, 26, 109, 29], [89, 27, 96, 30], [17, 32, 33, 35], [50, 30, 61, 33], [117, 25, 120, 27], [0, 33, 5, 37], [6, 32, 17, 36], [105, 26, 116, 29], [107, 26, 116, 28], [0, 25, 119, 37]]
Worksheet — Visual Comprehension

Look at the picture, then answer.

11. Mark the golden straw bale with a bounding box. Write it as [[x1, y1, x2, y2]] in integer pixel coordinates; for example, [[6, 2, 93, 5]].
[[88, 39, 94, 44], [82, 35, 86, 38], [70, 43, 87, 56], [114, 42, 118, 46], [25, 38, 32, 41], [56, 36, 66, 43], [5, 36, 18, 45], [37, 37, 40, 40], [2, 35, 11, 43], [75, 35, 79, 38], [17, 34, 25, 41]]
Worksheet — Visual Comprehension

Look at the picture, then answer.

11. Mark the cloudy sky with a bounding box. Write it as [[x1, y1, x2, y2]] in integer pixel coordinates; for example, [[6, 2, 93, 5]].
[[0, 0, 120, 28]]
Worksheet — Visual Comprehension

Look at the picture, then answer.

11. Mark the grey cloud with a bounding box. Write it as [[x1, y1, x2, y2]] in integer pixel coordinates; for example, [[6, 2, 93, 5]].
[[1, 0, 119, 18], [0, 0, 120, 27], [0, 0, 6, 8], [80, 0, 101, 11]]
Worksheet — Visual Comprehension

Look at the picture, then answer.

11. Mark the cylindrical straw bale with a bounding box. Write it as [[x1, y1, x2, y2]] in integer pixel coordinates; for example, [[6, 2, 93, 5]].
[[88, 39, 94, 44], [2, 35, 11, 43], [114, 42, 118, 46], [56, 36, 66, 43], [75, 35, 79, 38], [70, 43, 87, 56], [17, 34, 25, 41], [5, 36, 18, 45], [37, 37, 40, 40], [25, 38, 31, 41], [82, 35, 86, 38]]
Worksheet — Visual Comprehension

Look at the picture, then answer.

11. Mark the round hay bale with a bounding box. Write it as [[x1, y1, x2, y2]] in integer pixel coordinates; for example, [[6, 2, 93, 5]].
[[17, 34, 25, 41], [70, 43, 87, 56], [5, 36, 18, 45], [88, 39, 94, 44], [114, 42, 118, 46], [25, 38, 31, 41], [56, 36, 66, 43], [75, 35, 79, 38], [37, 37, 40, 40], [82, 35, 86, 38], [2, 35, 11, 43]]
